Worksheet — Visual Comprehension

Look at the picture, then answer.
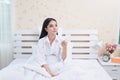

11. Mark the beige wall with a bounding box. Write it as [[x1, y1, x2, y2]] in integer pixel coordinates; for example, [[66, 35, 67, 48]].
[[14, 0, 119, 43]]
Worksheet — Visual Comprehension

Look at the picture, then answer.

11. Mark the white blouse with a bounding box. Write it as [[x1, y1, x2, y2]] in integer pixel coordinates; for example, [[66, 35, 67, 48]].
[[36, 35, 64, 74]]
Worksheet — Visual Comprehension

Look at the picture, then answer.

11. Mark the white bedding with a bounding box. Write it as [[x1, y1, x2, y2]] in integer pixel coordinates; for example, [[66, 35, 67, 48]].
[[0, 58, 26, 80], [0, 58, 112, 80]]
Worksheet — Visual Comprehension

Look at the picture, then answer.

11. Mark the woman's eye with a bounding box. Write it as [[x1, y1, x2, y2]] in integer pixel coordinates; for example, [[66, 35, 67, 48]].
[[49, 25, 53, 27], [55, 24, 57, 27], [49, 24, 57, 27]]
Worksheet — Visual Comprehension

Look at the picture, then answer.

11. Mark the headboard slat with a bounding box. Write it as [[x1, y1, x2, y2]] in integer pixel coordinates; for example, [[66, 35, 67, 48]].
[[14, 48, 32, 53], [72, 48, 90, 53], [71, 43, 92, 47], [14, 42, 37, 46], [67, 36, 98, 41]]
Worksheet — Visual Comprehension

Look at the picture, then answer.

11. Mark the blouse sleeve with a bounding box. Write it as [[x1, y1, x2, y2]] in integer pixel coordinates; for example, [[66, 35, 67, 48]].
[[35, 39, 47, 67]]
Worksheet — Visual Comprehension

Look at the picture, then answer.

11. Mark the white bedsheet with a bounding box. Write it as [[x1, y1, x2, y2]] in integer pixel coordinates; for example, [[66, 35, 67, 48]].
[[0, 59, 112, 80], [0, 58, 26, 80]]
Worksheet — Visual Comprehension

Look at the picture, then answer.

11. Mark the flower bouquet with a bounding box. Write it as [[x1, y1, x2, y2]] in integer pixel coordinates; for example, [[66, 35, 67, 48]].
[[105, 43, 117, 54]]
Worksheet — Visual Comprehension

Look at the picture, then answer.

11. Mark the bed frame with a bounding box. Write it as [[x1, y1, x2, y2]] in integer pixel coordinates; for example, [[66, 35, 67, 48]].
[[13, 30, 98, 59]]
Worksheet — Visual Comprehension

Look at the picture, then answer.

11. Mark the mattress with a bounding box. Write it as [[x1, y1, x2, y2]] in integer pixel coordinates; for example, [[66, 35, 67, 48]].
[[0, 58, 112, 80]]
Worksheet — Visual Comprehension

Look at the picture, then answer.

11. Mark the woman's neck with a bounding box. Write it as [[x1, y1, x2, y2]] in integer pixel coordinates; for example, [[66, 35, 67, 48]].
[[48, 35, 56, 45]]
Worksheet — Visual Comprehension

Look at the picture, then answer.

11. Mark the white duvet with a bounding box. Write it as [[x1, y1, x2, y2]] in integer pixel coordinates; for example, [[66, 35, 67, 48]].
[[0, 58, 112, 80]]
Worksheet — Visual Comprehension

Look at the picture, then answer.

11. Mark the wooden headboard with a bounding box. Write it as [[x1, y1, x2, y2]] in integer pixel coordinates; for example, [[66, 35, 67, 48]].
[[13, 30, 98, 59]]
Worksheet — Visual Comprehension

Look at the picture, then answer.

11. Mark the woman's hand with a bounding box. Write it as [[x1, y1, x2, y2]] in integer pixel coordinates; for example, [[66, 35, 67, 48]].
[[61, 40, 67, 61], [61, 40, 67, 48], [50, 72, 58, 77], [42, 64, 57, 77]]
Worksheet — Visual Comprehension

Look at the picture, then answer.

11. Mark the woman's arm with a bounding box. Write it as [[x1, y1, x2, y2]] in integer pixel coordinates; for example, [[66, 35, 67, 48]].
[[61, 41, 67, 61], [38, 40, 57, 77], [42, 64, 57, 77]]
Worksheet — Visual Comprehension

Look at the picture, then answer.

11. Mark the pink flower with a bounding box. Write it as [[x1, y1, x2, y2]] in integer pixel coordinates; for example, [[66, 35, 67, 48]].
[[105, 43, 117, 54]]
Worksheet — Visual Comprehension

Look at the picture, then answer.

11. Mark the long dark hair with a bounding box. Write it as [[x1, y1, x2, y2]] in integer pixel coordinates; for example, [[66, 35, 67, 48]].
[[39, 18, 57, 39]]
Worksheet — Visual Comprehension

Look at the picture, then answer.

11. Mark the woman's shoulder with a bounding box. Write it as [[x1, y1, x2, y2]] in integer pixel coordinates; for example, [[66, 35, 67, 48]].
[[38, 36, 47, 43]]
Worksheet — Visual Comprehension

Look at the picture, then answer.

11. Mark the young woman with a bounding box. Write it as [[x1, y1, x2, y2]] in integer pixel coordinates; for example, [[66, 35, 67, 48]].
[[38, 18, 67, 77], [37, 18, 80, 80]]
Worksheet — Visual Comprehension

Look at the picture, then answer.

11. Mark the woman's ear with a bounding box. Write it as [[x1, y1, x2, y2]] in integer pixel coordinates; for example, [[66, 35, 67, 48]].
[[45, 28, 47, 32]]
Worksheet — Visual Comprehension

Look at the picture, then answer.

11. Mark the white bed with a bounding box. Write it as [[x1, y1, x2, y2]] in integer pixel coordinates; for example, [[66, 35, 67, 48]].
[[0, 30, 112, 80], [0, 58, 112, 80]]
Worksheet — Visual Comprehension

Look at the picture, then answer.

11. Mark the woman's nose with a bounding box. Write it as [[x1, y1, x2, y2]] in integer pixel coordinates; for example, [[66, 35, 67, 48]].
[[53, 26, 57, 29]]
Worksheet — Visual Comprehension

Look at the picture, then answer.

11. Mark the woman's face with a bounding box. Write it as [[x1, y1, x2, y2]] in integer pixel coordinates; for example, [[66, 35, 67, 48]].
[[45, 20, 58, 36]]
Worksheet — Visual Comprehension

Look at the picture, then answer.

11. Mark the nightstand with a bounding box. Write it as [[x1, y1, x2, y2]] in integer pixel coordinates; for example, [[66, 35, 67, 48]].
[[98, 58, 120, 80]]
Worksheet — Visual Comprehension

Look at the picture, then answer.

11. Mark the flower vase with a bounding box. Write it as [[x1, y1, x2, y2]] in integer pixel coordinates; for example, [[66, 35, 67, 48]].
[[108, 52, 114, 62]]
